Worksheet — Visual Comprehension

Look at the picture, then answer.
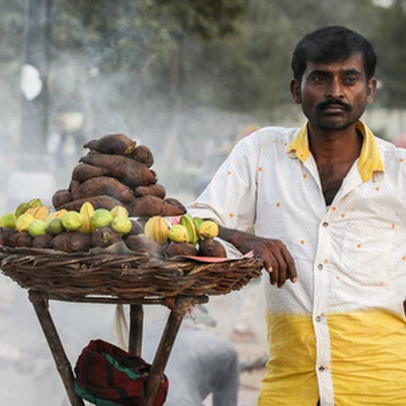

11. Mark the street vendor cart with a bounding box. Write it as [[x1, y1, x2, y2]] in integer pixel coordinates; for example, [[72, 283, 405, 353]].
[[0, 245, 262, 406]]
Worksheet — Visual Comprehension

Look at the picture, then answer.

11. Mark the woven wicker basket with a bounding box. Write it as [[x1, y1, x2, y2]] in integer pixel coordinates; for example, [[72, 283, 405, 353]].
[[0, 246, 263, 300]]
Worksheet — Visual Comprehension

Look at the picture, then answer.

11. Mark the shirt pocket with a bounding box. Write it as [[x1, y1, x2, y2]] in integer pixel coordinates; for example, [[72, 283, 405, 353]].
[[340, 221, 394, 285]]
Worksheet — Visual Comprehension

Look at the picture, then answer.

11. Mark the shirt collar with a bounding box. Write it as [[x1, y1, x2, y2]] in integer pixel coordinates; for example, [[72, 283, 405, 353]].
[[286, 120, 384, 182]]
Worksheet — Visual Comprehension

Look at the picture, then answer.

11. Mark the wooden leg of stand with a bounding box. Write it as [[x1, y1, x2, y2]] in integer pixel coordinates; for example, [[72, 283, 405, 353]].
[[145, 297, 192, 406], [129, 304, 143, 356], [28, 290, 85, 406]]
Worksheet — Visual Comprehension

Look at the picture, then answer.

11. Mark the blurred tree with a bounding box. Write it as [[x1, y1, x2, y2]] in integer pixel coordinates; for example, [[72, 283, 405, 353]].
[[153, 0, 247, 39], [147, 0, 248, 162], [372, 0, 406, 107], [28, 0, 406, 119], [2, 0, 406, 160], [182, 0, 381, 112], [46, 0, 248, 163]]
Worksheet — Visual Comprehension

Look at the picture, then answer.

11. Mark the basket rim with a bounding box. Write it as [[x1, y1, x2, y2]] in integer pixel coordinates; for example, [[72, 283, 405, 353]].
[[0, 245, 264, 300]]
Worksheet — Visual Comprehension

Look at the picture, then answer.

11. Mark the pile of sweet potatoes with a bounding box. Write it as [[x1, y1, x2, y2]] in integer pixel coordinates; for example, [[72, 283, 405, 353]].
[[52, 133, 186, 217]]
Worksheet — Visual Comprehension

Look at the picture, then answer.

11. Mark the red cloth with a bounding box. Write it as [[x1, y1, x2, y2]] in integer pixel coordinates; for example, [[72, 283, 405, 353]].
[[75, 339, 168, 406]]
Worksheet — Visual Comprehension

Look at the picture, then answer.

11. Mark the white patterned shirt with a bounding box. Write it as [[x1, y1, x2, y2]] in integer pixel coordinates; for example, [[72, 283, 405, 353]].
[[187, 120, 406, 405]]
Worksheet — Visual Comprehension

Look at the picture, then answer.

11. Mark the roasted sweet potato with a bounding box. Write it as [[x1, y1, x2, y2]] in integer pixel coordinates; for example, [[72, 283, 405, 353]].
[[0, 227, 18, 247], [59, 195, 124, 211], [32, 233, 54, 249], [134, 183, 166, 199], [161, 201, 186, 216], [52, 189, 73, 210], [76, 176, 135, 204], [128, 145, 154, 167], [72, 163, 110, 182], [83, 133, 136, 155], [127, 195, 185, 217], [52, 231, 91, 252], [69, 179, 81, 200], [161, 242, 198, 258], [127, 195, 160, 217], [163, 198, 186, 214], [79, 153, 157, 187], [125, 219, 144, 236], [198, 238, 227, 258], [91, 227, 121, 248], [11, 231, 32, 248], [124, 235, 162, 255]]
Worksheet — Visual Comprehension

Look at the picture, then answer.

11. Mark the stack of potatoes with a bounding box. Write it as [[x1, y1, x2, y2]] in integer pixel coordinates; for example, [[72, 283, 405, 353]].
[[0, 134, 228, 257], [52, 133, 186, 217]]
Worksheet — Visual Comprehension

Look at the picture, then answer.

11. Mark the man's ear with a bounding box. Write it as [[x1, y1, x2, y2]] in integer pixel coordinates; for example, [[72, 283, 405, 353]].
[[290, 78, 301, 104], [366, 77, 377, 104]]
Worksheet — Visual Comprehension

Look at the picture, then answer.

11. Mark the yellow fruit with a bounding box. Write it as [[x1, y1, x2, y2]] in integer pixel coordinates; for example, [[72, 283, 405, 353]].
[[79, 202, 96, 234], [0, 213, 17, 228], [45, 212, 57, 224], [14, 202, 29, 218], [180, 214, 198, 245], [46, 209, 68, 224], [110, 205, 129, 218], [91, 209, 113, 228], [25, 207, 39, 216], [24, 205, 49, 220], [144, 216, 169, 244], [61, 211, 83, 231], [15, 213, 35, 232], [34, 206, 49, 220], [28, 219, 48, 237], [111, 216, 132, 235], [197, 220, 219, 239], [194, 217, 203, 230], [55, 209, 68, 218], [27, 198, 42, 208], [47, 218, 65, 235], [168, 224, 188, 243]]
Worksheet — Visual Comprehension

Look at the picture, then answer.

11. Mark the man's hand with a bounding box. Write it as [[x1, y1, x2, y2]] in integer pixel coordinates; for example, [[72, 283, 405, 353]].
[[218, 225, 297, 288]]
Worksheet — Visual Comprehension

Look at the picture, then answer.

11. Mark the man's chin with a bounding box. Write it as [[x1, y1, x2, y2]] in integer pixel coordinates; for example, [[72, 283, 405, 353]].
[[318, 119, 353, 131]]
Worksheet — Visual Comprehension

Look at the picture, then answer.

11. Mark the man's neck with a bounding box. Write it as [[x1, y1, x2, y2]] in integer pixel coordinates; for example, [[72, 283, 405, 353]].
[[307, 124, 363, 205], [308, 124, 363, 165]]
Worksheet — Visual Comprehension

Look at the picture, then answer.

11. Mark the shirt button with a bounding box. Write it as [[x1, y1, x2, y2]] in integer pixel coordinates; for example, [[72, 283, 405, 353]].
[[322, 221, 329, 227], [318, 366, 326, 372], [317, 264, 323, 270], [315, 315, 322, 322]]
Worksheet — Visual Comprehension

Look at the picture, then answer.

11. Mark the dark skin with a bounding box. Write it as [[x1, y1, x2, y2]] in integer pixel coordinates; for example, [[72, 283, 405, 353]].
[[218, 53, 377, 287], [313, 132, 363, 205], [218, 225, 297, 288]]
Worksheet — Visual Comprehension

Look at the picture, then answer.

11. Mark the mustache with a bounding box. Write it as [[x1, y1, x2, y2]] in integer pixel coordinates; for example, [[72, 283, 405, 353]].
[[317, 98, 352, 112]]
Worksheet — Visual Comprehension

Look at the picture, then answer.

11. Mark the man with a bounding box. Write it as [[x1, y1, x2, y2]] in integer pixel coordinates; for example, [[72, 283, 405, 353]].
[[187, 25, 406, 405]]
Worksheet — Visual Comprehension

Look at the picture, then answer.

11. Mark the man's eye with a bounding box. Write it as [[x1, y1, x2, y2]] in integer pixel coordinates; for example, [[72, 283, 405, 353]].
[[312, 76, 327, 83], [343, 76, 358, 85]]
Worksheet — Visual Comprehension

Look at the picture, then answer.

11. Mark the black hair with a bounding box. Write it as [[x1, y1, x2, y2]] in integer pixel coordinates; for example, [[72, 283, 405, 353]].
[[291, 25, 377, 81]]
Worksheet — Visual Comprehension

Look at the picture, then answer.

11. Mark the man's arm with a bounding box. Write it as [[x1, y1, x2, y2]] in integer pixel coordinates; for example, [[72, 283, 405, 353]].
[[218, 225, 297, 288]]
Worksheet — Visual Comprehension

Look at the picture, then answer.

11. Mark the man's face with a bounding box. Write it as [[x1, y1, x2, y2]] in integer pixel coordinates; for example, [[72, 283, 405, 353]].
[[290, 53, 377, 131]]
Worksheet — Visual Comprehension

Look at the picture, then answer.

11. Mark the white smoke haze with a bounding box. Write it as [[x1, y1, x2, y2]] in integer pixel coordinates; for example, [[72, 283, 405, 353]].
[[4, 2, 406, 405], [43, 48, 285, 202], [0, 5, 271, 405]]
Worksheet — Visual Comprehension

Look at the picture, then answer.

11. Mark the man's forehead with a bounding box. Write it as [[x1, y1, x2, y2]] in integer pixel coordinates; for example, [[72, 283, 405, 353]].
[[304, 52, 365, 74]]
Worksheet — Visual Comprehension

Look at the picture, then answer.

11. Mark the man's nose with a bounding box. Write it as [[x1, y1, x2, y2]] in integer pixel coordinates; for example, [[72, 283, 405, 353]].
[[326, 77, 344, 99]]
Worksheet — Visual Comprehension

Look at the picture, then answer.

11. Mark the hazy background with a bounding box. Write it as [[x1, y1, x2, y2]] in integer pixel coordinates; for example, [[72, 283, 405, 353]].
[[1, 0, 406, 209], [1, 0, 406, 404]]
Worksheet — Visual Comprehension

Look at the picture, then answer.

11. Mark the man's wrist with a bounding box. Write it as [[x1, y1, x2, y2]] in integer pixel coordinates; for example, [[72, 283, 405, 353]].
[[218, 225, 248, 253]]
